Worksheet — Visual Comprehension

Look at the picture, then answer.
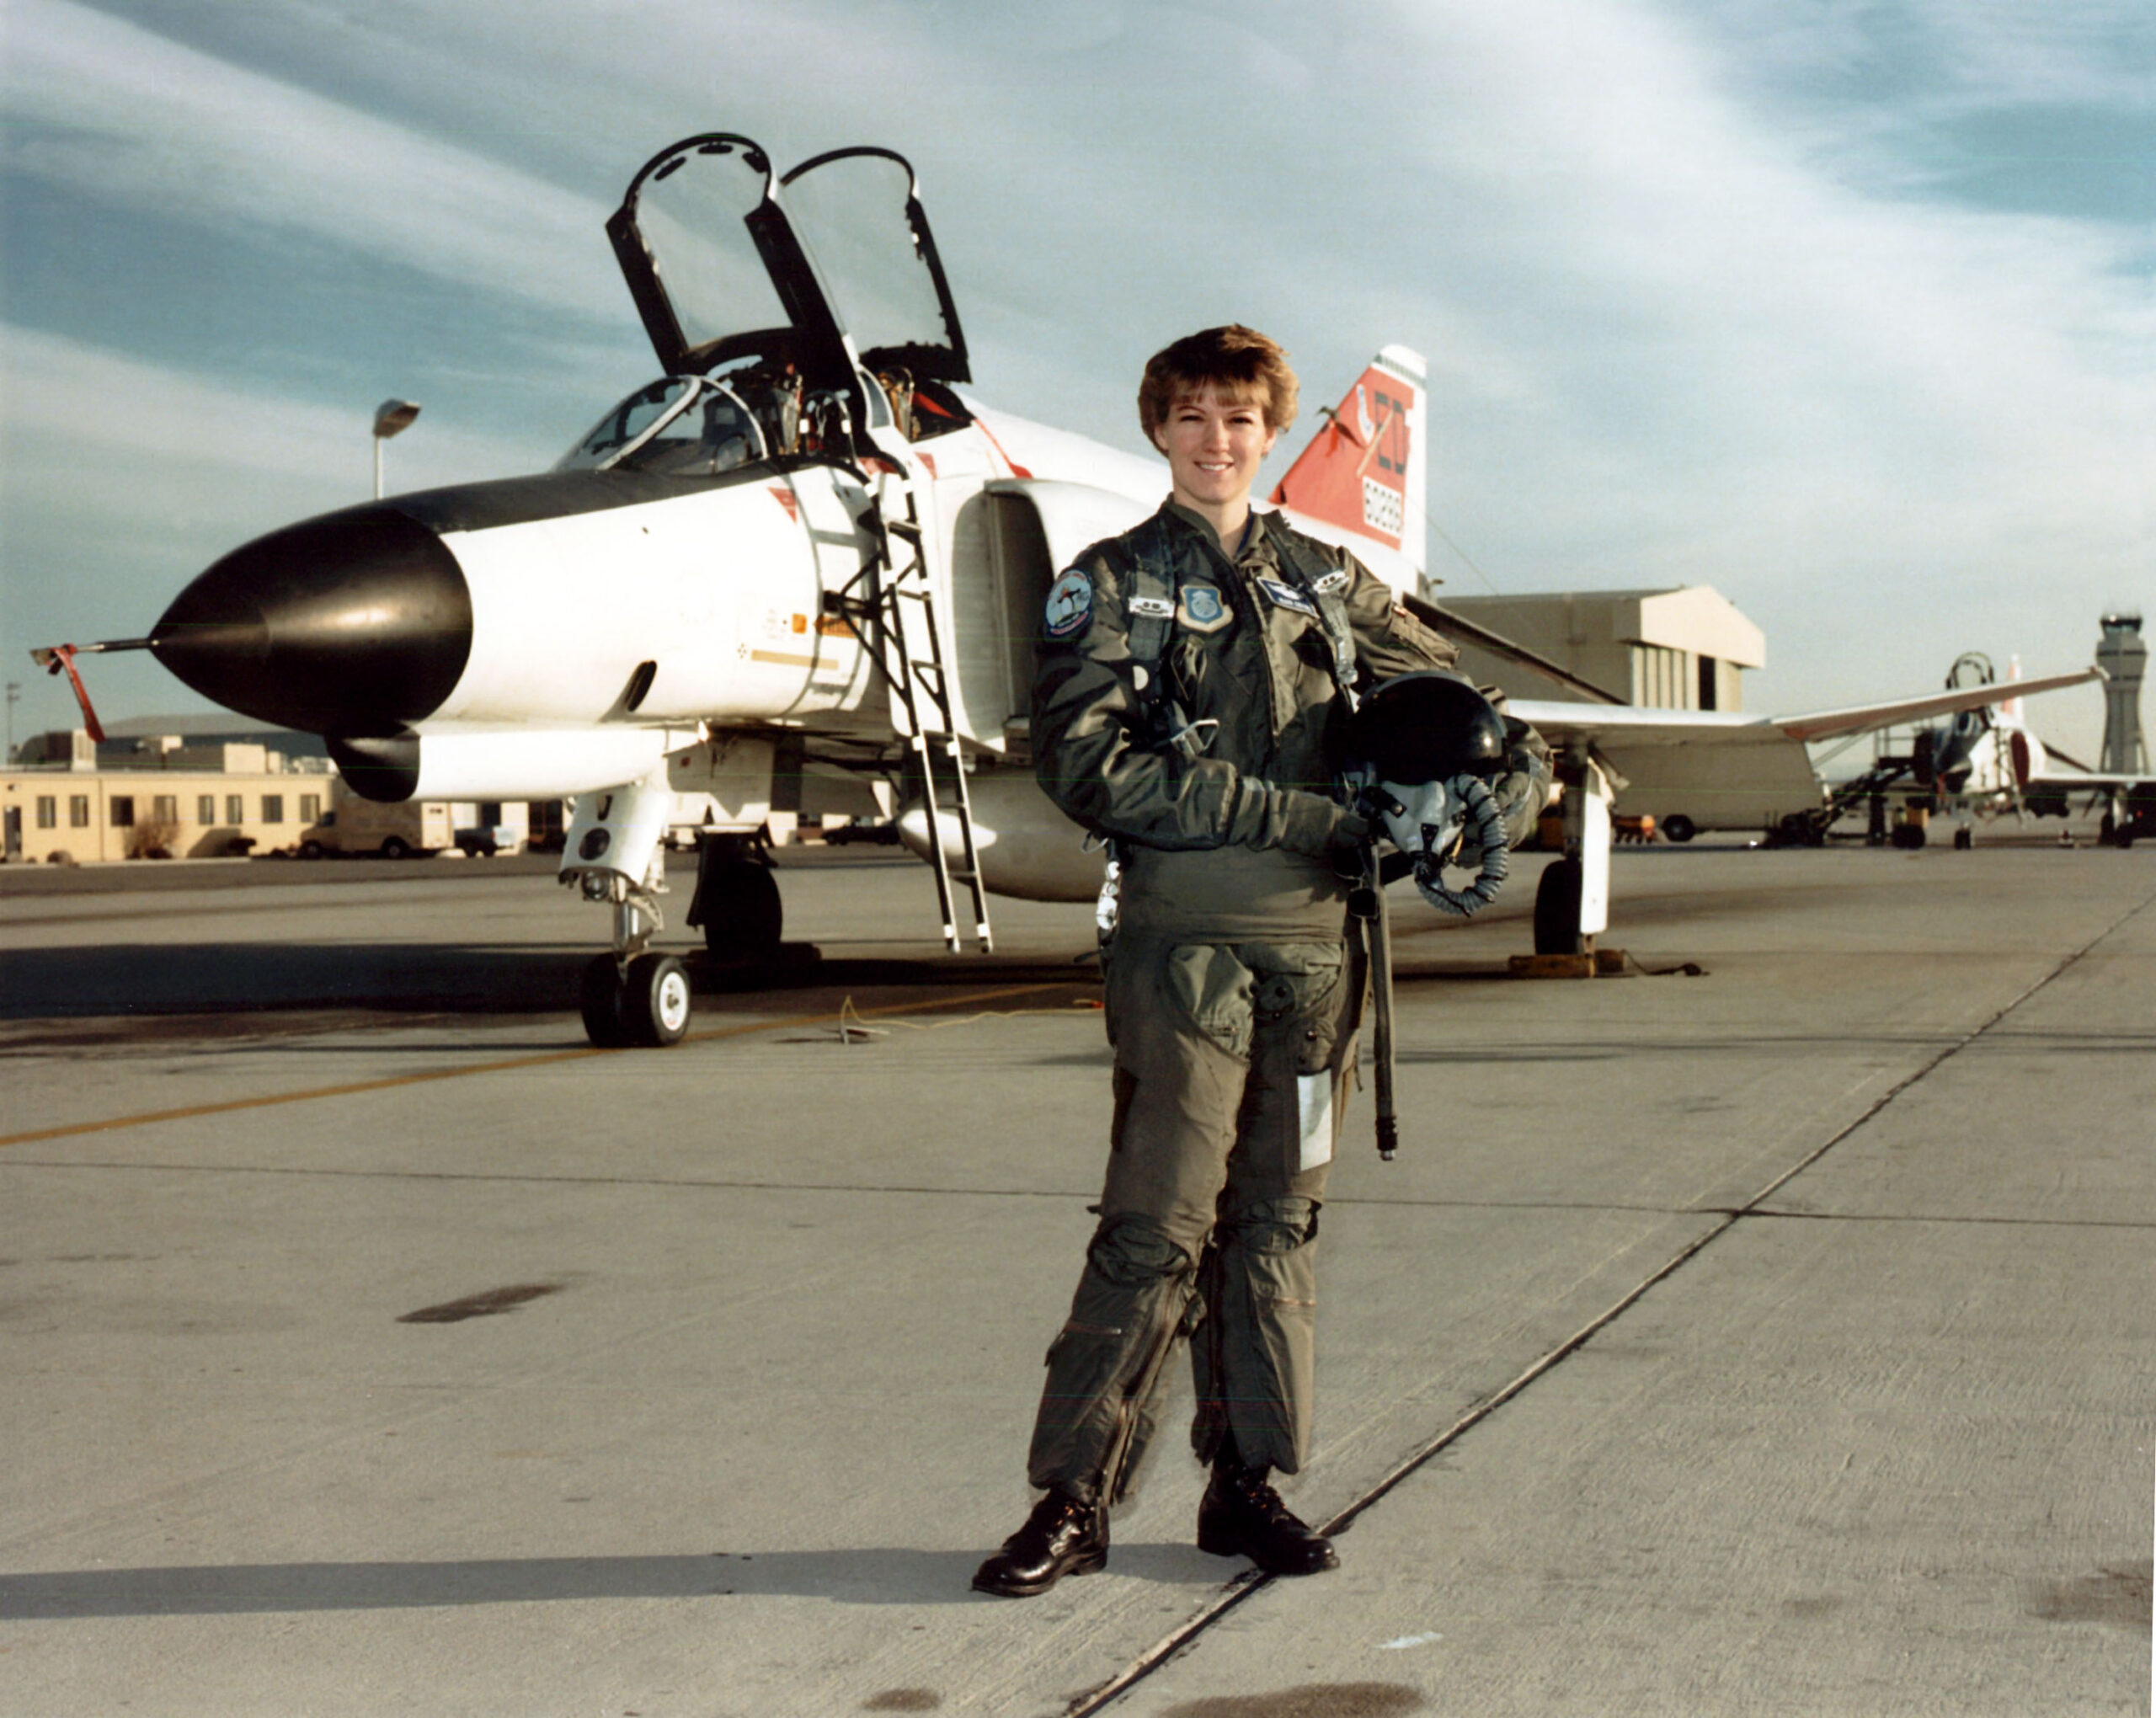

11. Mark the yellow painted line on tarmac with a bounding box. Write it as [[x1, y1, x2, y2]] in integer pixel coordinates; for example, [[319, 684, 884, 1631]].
[[0, 982, 1070, 1150]]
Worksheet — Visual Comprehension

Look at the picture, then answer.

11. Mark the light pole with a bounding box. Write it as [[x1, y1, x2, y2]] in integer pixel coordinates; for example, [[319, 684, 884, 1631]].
[[372, 398, 422, 499], [4, 680, 18, 765]]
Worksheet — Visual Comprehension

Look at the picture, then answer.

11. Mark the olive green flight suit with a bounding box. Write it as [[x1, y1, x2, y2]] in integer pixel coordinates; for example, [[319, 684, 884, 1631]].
[[1025, 499, 1460, 1504]]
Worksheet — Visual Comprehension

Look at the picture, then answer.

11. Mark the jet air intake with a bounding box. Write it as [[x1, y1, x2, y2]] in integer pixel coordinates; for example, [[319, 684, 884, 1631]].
[[152, 505, 473, 735]]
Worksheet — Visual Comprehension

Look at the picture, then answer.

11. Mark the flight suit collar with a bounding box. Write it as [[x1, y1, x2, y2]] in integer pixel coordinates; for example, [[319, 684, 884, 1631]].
[[1159, 498, 1276, 571]]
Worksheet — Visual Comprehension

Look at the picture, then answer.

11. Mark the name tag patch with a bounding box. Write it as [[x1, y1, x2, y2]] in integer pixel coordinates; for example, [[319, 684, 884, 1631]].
[[1257, 578, 1318, 617], [1177, 584, 1230, 633], [1043, 568, 1093, 639]]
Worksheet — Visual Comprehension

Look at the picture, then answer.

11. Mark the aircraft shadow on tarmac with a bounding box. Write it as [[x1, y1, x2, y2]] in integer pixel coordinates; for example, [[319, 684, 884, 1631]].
[[0, 945, 595, 1021], [0, 1543, 1229, 1616], [0, 944, 1100, 1022]]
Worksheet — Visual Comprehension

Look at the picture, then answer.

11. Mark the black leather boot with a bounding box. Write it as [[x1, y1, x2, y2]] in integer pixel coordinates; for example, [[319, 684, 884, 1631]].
[[971, 1489, 1109, 1598], [1197, 1459, 1338, 1575]]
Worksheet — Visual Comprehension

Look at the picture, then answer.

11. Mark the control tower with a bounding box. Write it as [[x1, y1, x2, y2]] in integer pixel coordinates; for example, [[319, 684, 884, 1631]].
[[2096, 612, 2148, 775]]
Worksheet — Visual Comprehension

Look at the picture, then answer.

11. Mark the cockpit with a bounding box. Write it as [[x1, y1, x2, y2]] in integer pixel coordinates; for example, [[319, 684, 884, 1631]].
[[558, 362, 974, 478], [585, 133, 974, 480], [556, 376, 764, 476]]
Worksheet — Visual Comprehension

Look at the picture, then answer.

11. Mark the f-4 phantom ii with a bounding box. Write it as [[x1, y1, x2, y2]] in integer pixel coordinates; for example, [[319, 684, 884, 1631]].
[[33, 130, 2106, 1036], [35, 131, 1455, 1045], [1807, 652, 2148, 850]]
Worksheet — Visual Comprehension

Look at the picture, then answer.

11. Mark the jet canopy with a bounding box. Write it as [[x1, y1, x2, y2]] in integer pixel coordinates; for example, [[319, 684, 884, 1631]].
[[608, 133, 970, 394], [554, 375, 767, 476]]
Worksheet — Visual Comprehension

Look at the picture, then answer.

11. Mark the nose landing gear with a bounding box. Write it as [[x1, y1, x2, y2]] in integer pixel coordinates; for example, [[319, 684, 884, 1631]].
[[561, 770, 691, 1048], [582, 949, 692, 1048]]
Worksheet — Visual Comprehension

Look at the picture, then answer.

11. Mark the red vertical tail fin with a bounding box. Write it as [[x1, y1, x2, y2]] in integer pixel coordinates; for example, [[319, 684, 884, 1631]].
[[1269, 345, 1426, 579]]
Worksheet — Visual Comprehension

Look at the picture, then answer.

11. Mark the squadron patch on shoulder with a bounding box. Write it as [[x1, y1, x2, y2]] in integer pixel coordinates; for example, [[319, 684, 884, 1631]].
[[1256, 578, 1318, 617], [1177, 584, 1230, 633], [1043, 568, 1093, 640]]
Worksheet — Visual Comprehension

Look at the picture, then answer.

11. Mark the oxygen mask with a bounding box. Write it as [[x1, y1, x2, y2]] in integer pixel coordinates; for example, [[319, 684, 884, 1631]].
[[1334, 673, 1513, 918]]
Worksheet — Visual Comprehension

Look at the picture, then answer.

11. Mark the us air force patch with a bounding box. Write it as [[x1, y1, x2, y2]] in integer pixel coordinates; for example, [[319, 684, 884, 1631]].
[[1043, 568, 1093, 640], [1256, 578, 1318, 617], [1177, 584, 1230, 633]]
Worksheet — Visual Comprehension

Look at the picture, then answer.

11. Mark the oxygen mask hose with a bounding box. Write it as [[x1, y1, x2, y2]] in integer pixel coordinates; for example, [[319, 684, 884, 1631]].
[[1412, 775, 1510, 917]]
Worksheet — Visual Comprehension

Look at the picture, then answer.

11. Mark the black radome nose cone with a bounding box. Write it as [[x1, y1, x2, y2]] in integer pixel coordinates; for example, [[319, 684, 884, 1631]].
[[152, 506, 472, 734]]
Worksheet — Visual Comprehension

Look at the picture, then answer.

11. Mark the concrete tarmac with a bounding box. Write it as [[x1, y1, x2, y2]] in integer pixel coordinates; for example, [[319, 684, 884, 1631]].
[[2, 837, 2150, 1716]]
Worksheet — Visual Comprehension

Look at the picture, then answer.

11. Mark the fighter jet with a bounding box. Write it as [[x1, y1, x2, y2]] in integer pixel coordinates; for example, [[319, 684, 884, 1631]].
[[1809, 653, 2146, 850], [32, 131, 1442, 1047]]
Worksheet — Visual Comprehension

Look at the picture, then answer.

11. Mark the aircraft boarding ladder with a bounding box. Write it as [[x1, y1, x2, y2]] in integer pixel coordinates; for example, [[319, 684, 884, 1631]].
[[1822, 728, 1937, 846], [829, 481, 994, 953]]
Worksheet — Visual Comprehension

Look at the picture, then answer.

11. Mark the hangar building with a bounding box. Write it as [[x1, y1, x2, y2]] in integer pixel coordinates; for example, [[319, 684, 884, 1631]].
[[1435, 585, 1765, 711]]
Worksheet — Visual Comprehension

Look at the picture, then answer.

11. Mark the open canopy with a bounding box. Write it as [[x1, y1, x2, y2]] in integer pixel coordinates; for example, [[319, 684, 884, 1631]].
[[608, 132, 969, 389]]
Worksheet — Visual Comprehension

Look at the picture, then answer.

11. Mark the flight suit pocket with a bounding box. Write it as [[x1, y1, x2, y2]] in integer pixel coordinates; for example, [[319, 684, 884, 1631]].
[[1161, 943, 1255, 1059], [1241, 944, 1353, 1184], [1289, 619, 1338, 675], [1248, 943, 1349, 1075], [1045, 1273, 1134, 1373]]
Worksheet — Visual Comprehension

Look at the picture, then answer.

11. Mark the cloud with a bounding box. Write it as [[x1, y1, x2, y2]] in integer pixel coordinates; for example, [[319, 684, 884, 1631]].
[[3, 0, 622, 317], [2, 325, 550, 494], [1913, 0, 2156, 109]]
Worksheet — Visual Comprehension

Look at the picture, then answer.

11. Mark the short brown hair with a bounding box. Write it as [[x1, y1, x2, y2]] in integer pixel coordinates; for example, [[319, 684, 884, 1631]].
[[1137, 324, 1299, 443]]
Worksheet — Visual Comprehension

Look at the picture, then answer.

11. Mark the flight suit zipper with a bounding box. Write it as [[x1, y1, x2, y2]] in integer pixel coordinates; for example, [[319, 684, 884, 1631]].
[[1189, 530, 1286, 774]]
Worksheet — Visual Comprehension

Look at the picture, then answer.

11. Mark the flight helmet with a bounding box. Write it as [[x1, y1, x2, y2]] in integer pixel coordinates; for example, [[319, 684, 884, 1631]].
[[1334, 672, 1508, 784]]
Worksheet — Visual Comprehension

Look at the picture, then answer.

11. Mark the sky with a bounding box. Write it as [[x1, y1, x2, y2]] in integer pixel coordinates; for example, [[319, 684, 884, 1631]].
[[3, 0, 2150, 760]]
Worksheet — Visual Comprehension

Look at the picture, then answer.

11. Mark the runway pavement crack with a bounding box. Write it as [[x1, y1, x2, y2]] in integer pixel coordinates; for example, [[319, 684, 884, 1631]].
[[1732, 1208, 2156, 1230]]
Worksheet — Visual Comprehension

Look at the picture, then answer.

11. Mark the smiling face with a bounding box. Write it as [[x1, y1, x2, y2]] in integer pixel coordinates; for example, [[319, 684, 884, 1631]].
[[1153, 384, 1280, 530]]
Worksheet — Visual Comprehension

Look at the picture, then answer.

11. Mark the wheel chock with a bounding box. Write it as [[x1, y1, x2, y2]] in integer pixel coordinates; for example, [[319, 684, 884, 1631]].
[[1509, 952, 1593, 978], [1508, 949, 1632, 979]]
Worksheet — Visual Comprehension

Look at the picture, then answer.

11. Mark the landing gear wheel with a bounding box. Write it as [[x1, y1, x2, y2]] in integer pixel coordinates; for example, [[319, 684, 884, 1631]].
[[1534, 857, 1584, 956], [1890, 824, 1927, 850], [1952, 827, 1972, 850], [579, 954, 631, 1048], [622, 952, 692, 1047], [1661, 814, 1695, 845], [699, 859, 782, 960]]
